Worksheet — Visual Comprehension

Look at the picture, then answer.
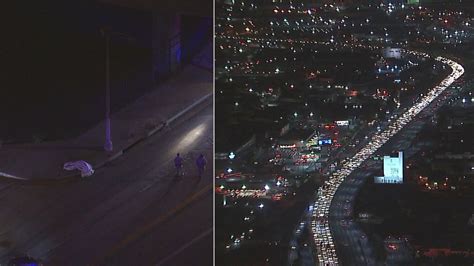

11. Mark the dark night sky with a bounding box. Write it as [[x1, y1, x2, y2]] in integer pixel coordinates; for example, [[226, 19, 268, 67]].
[[0, 1, 152, 142], [0, 0, 211, 142]]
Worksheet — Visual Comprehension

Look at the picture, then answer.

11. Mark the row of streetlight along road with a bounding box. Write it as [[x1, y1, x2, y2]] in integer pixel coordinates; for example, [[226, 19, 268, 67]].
[[217, 35, 382, 51], [310, 51, 464, 265]]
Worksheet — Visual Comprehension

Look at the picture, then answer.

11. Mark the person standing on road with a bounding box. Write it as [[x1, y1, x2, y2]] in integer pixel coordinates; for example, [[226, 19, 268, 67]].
[[196, 154, 207, 180], [174, 153, 184, 177]]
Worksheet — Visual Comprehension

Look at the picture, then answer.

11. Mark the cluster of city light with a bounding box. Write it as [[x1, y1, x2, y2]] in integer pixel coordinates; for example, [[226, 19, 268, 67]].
[[398, 5, 474, 44], [310, 52, 464, 265], [217, 33, 390, 83], [217, 6, 393, 55], [218, 34, 381, 51]]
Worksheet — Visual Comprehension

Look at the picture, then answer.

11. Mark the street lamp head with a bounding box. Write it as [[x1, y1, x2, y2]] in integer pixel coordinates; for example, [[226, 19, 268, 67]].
[[100, 26, 111, 36]]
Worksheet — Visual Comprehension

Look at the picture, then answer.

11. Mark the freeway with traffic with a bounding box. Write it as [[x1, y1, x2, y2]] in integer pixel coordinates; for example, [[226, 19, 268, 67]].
[[311, 52, 464, 265]]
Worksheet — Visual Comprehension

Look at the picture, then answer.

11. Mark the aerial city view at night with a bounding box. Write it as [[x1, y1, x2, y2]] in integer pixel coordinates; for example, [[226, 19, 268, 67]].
[[215, 0, 473, 265]]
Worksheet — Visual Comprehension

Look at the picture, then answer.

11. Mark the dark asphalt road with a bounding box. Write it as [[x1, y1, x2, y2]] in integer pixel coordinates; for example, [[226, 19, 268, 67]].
[[0, 104, 213, 265]]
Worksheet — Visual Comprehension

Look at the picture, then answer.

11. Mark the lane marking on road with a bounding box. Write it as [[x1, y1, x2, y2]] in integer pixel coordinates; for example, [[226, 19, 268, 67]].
[[139, 183, 155, 193], [96, 183, 212, 263], [155, 228, 213, 266]]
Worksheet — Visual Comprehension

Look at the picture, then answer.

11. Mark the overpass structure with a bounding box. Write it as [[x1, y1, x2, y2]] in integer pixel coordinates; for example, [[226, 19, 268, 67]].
[[95, 0, 211, 84]]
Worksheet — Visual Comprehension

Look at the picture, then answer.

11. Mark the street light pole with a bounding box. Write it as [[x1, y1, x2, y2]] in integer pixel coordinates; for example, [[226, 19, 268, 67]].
[[104, 31, 113, 152], [101, 27, 135, 152]]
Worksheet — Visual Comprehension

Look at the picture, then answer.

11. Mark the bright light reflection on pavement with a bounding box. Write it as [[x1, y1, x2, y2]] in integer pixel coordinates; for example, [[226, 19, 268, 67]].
[[176, 122, 208, 150]]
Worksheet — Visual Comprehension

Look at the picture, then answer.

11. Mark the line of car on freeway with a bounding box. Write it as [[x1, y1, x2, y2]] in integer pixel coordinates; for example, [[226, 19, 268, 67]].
[[310, 52, 464, 265]]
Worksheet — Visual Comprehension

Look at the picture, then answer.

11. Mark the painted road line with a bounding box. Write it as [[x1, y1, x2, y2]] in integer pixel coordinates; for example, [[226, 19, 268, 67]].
[[96, 183, 213, 263], [155, 228, 213, 266]]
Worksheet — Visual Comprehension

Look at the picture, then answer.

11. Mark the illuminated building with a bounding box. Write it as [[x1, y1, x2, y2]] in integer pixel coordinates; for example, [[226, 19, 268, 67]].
[[374, 151, 404, 184]]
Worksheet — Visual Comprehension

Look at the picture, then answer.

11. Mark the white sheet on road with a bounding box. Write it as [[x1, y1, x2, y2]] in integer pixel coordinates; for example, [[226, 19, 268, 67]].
[[63, 161, 94, 177]]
